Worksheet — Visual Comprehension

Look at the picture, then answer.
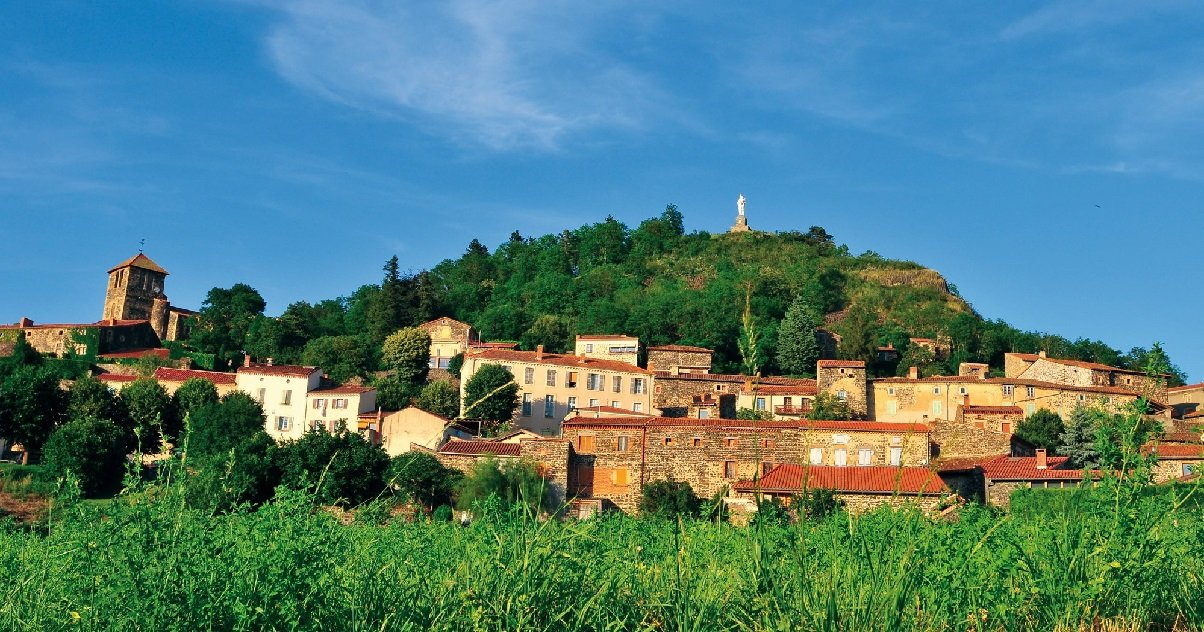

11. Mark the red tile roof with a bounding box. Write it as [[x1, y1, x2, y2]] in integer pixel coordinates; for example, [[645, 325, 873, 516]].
[[438, 440, 521, 457], [153, 367, 237, 385], [574, 405, 652, 417], [309, 385, 376, 395], [98, 373, 140, 383], [98, 348, 170, 360], [1, 319, 150, 330], [576, 334, 637, 340], [735, 464, 948, 495], [562, 415, 930, 433], [1147, 444, 1204, 459], [818, 360, 865, 368], [962, 405, 1023, 415], [236, 364, 321, 378], [653, 372, 815, 387], [108, 253, 168, 275], [743, 384, 818, 395], [936, 456, 1001, 473], [979, 455, 1098, 481], [470, 349, 650, 374], [647, 344, 713, 353], [1168, 382, 1204, 393]]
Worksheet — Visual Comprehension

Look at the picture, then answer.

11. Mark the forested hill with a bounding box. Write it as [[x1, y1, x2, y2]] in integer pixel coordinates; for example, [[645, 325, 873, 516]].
[[198, 206, 1182, 382]]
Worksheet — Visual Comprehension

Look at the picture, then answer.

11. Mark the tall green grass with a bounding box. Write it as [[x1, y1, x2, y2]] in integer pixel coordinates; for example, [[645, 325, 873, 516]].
[[0, 475, 1200, 631]]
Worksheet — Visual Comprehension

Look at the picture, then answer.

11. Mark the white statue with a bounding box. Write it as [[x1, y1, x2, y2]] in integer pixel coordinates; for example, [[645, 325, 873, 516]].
[[737, 193, 746, 216]]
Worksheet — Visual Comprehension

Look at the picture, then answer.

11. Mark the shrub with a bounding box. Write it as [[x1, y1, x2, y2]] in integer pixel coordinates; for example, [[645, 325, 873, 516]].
[[272, 429, 390, 507], [41, 417, 128, 496], [388, 451, 460, 509], [455, 457, 548, 514], [638, 480, 700, 518]]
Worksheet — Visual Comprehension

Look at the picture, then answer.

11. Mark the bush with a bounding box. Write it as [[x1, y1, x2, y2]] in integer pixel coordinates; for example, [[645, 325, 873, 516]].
[[455, 457, 548, 514], [41, 417, 128, 497], [183, 431, 280, 512], [797, 488, 844, 520], [750, 497, 792, 526], [186, 391, 266, 460], [388, 451, 461, 509], [273, 429, 390, 507], [638, 480, 700, 519]]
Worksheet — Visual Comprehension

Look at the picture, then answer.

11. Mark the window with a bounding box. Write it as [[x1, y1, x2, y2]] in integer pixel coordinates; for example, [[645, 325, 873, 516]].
[[858, 449, 873, 465], [762, 439, 775, 448], [1026, 404, 1036, 416], [887, 400, 898, 415], [522, 394, 532, 416], [1185, 464, 1197, 477], [837, 390, 848, 402], [312, 420, 326, 431], [1002, 422, 1012, 434], [889, 447, 902, 466], [663, 436, 673, 446], [312, 399, 325, 409], [617, 436, 630, 452], [544, 395, 555, 418], [629, 378, 645, 395], [577, 434, 595, 453], [257, 388, 266, 403], [613, 376, 622, 392], [783, 397, 793, 408], [933, 401, 943, 415], [277, 416, 290, 431], [333, 399, 347, 409], [1078, 394, 1085, 402], [586, 343, 594, 353], [833, 434, 849, 444], [834, 449, 847, 466], [281, 390, 292, 405], [567, 372, 579, 388], [1002, 385, 1014, 397], [958, 387, 967, 395], [589, 398, 599, 407], [547, 370, 557, 386], [809, 447, 823, 464], [933, 387, 941, 395], [613, 468, 629, 486], [524, 367, 534, 385], [587, 373, 601, 390], [438, 357, 451, 369], [1026, 386, 1035, 398], [611, 400, 620, 408], [568, 396, 577, 410], [632, 402, 643, 413], [692, 437, 701, 447], [698, 409, 709, 419], [723, 437, 737, 448], [724, 461, 737, 479], [888, 387, 895, 395], [762, 462, 774, 476], [755, 397, 767, 411]]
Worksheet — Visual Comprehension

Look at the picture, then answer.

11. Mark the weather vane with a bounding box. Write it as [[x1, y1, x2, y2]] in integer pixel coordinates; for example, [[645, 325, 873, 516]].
[[139, 238, 146, 253]]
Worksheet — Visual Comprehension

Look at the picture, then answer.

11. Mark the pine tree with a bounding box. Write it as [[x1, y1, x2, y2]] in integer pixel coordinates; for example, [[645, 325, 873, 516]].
[[1059, 405, 1100, 469], [777, 296, 820, 376]]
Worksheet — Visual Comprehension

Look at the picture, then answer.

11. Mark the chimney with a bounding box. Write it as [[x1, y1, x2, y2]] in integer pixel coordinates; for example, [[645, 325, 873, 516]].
[[963, 393, 970, 407], [243, 353, 252, 367], [1038, 350, 1046, 358], [1035, 448, 1048, 469], [536, 344, 544, 361], [18, 317, 32, 327], [908, 366, 918, 380]]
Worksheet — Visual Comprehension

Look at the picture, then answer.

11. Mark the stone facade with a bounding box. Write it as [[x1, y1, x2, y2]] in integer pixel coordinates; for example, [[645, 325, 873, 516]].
[[1168, 383, 1204, 419], [102, 253, 193, 342], [871, 376, 1148, 423], [574, 335, 640, 366], [817, 360, 868, 417], [419, 317, 479, 370], [1006, 353, 1167, 404], [646, 345, 713, 375], [0, 319, 160, 359], [654, 373, 814, 418]]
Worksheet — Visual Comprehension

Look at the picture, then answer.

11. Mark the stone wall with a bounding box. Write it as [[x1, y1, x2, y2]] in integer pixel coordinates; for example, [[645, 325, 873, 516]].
[[930, 419, 1012, 460], [817, 365, 867, 417], [654, 375, 744, 418], [647, 348, 712, 374], [521, 438, 572, 507]]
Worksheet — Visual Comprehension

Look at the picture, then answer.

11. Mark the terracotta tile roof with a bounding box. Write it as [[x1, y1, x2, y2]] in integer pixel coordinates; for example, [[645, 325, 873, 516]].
[[309, 384, 376, 395], [236, 364, 321, 378], [563, 415, 930, 433], [1146, 444, 1204, 459], [470, 349, 650, 374], [735, 464, 948, 495], [818, 360, 865, 368], [1160, 431, 1204, 443], [962, 405, 1024, 415], [979, 455, 1098, 481], [574, 405, 652, 417], [743, 384, 818, 396], [98, 348, 170, 360], [1168, 382, 1204, 393], [1, 319, 150, 330], [935, 456, 1001, 472], [98, 373, 140, 383], [153, 367, 237, 385], [469, 341, 518, 349], [653, 372, 814, 387], [874, 376, 1153, 399], [438, 440, 520, 457], [576, 334, 637, 340], [107, 253, 168, 275], [647, 344, 713, 353]]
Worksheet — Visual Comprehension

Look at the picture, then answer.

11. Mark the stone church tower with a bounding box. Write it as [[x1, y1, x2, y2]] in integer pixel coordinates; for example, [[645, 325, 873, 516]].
[[103, 253, 169, 326]]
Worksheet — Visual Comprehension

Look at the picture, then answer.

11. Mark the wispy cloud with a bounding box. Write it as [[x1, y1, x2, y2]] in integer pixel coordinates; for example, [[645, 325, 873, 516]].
[[257, 0, 663, 151]]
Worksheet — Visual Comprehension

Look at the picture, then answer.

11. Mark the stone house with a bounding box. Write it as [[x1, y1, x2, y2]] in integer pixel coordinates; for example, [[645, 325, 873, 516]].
[[436, 436, 573, 507], [1004, 352, 1167, 403], [235, 362, 323, 441], [652, 372, 815, 418], [736, 383, 818, 419], [733, 463, 950, 514], [574, 334, 640, 366], [930, 400, 1022, 460], [561, 416, 932, 513], [373, 407, 474, 456], [418, 317, 479, 370], [1168, 382, 1204, 419], [1146, 442, 1203, 483], [305, 385, 377, 433], [460, 347, 654, 436], [0, 318, 161, 359], [978, 451, 1097, 508], [646, 345, 713, 375], [817, 360, 868, 417], [909, 337, 949, 361]]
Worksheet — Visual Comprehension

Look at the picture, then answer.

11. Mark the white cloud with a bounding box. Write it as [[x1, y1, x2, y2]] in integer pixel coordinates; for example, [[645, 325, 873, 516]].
[[258, 0, 661, 151]]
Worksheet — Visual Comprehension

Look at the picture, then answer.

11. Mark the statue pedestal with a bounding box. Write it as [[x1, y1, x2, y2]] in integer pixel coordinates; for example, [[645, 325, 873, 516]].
[[729, 215, 751, 233]]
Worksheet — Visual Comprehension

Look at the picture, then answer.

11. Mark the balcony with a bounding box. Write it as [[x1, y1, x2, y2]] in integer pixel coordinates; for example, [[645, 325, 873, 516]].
[[774, 404, 812, 416]]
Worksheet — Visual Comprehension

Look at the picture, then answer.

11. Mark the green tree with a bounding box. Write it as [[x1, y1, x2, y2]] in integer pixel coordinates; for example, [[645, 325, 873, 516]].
[[0, 366, 66, 463], [380, 327, 431, 384], [119, 378, 177, 450], [461, 364, 519, 433], [172, 378, 219, 422], [301, 335, 372, 384], [776, 296, 820, 376], [273, 429, 391, 506], [185, 391, 266, 460], [896, 343, 940, 377], [190, 284, 267, 362], [520, 315, 571, 354], [738, 291, 761, 376], [42, 417, 128, 496], [638, 480, 701, 518], [1059, 406, 1103, 469], [366, 256, 419, 345], [1, 331, 42, 378], [388, 451, 461, 509], [454, 456, 549, 514], [1014, 409, 1064, 453], [67, 375, 128, 427], [415, 380, 460, 419], [1094, 401, 1162, 475], [375, 374, 422, 411], [447, 353, 465, 378], [807, 392, 855, 421], [836, 303, 878, 365], [183, 431, 279, 511]]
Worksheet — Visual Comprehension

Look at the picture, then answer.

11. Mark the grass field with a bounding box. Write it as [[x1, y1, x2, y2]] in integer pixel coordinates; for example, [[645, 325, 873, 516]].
[[0, 474, 1201, 632]]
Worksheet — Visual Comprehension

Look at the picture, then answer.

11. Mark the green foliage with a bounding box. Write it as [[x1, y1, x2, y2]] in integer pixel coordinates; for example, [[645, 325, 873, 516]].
[[895, 342, 940, 377], [415, 380, 460, 420], [446, 352, 464, 378], [0, 365, 66, 462], [796, 488, 844, 520], [750, 497, 792, 526], [190, 283, 267, 363], [736, 407, 774, 421], [388, 451, 461, 509], [1014, 409, 1064, 453], [1060, 405, 1104, 469], [1094, 401, 1162, 477], [183, 431, 279, 512], [380, 327, 431, 384], [638, 479, 701, 518], [737, 292, 761, 376], [67, 375, 128, 427], [455, 457, 548, 514], [1, 331, 42, 376], [776, 295, 820, 376], [301, 335, 372, 384], [462, 364, 519, 432], [374, 374, 422, 411], [185, 391, 266, 460], [273, 429, 391, 507], [807, 392, 855, 421], [835, 302, 878, 365], [520, 314, 572, 353], [172, 378, 219, 421], [41, 417, 127, 496], [119, 377, 177, 450]]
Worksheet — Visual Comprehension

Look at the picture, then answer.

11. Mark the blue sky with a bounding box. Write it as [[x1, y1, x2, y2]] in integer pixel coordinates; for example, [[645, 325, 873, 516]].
[[1, 1, 1201, 380]]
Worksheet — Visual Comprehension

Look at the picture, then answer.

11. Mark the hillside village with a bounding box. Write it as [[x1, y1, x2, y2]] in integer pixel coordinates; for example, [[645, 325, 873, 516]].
[[1, 208, 1200, 519]]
